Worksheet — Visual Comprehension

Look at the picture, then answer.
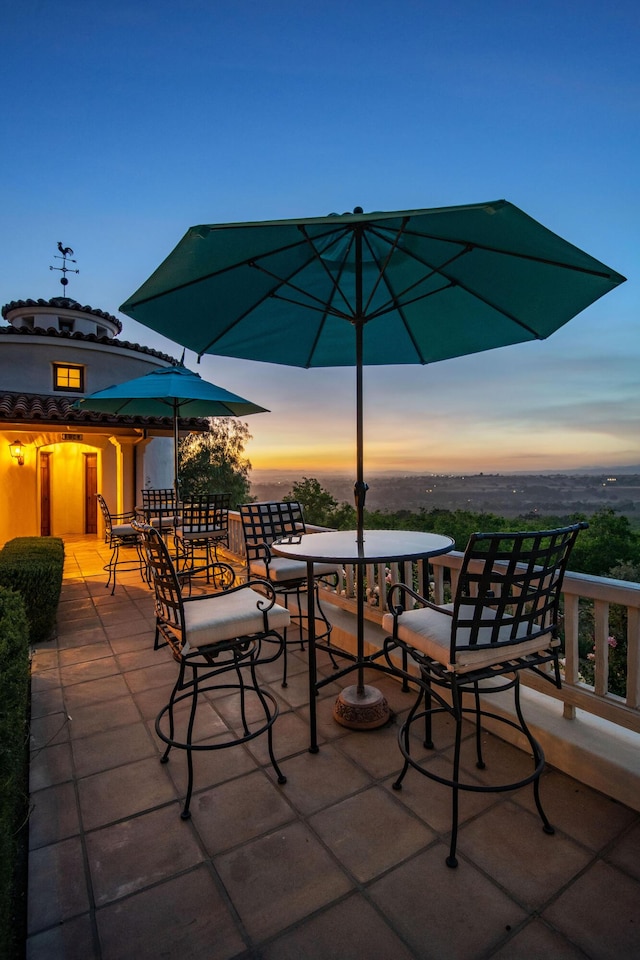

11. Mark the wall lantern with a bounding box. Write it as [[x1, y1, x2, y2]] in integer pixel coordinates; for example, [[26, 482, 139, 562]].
[[9, 440, 25, 466]]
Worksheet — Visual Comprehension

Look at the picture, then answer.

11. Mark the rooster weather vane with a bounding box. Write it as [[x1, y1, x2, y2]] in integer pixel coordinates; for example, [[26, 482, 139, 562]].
[[50, 242, 79, 289]]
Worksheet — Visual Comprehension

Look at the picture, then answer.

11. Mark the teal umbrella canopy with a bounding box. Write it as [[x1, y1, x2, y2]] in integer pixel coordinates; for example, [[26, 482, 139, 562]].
[[120, 201, 625, 366], [75, 364, 269, 419], [75, 364, 268, 495], [120, 200, 626, 537]]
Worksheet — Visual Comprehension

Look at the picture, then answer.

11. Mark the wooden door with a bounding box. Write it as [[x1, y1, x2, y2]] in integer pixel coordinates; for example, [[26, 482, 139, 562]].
[[40, 452, 51, 536], [84, 453, 98, 534]]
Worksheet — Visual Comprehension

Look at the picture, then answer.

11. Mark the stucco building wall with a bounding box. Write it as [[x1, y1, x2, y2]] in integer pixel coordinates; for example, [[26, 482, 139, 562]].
[[0, 296, 182, 545]]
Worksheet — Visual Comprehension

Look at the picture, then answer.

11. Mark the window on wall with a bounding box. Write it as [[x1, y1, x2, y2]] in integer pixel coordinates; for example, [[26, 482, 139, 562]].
[[53, 363, 84, 392]]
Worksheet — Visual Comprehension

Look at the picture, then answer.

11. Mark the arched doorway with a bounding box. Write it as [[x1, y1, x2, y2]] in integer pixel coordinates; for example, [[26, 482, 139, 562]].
[[39, 440, 102, 536]]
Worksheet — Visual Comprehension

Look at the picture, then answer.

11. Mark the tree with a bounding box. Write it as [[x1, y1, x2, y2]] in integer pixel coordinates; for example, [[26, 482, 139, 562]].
[[568, 508, 640, 577], [284, 477, 338, 527], [178, 419, 253, 508]]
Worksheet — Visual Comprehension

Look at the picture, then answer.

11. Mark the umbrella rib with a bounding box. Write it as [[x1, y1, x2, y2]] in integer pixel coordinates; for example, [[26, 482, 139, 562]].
[[357, 219, 434, 362], [297, 225, 358, 318], [196, 264, 320, 357], [225, 225, 364, 365], [357, 227, 473, 326], [197, 226, 355, 358], [366, 271, 542, 340], [297, 225, 360, 365], [250, 258, 354, 320], [270, 290, 351, 320], [128, 226, 346, 308], [398, 225, 617, 280], [360, 230, 550, 338], [359, 217, 410, 318]]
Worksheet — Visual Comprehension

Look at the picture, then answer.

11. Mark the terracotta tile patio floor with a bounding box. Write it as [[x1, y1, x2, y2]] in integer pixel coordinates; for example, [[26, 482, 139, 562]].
[[26, 537, 640, 959]]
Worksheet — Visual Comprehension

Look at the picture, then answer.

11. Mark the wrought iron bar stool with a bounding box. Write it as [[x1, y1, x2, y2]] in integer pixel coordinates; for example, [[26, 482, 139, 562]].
[[382, 522, 587, 868], [139, 488, 180, 537], [174, 493, 230, 584], [239, 501, 341, 686], [96, 493, 145, 594], [134, 521, 290, 820]]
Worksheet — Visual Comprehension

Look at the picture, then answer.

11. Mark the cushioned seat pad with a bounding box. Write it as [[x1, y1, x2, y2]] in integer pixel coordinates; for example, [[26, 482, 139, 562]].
[[249, 557, 341, 583], [112, 523, 137, 537], [382, 602, 559, 674], [182, 588, 290, 653]]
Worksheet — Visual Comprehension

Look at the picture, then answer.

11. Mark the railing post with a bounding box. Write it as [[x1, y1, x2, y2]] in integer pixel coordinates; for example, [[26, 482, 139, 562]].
[[562, 594, 580, 719], [593, 599, 610, 699], [627, 606, 640, 710], [431, 562, 445, 604]]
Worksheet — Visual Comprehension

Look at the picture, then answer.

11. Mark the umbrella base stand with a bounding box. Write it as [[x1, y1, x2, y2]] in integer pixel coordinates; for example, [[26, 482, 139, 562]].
[[332, 684, 390, 730]]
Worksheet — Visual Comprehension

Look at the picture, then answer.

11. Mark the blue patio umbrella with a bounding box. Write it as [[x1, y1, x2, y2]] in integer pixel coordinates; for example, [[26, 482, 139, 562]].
[[75, 363, 268, 497], [119, 201, 626, 542]]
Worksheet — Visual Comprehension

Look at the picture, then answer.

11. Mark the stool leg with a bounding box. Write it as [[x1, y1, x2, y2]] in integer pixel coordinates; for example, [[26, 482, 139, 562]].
[[513, 675, 554, 836], [473, 682, 486, 770], [181, 667, 199, 820], [106, 540, 118, 594], [249, 656, 287, 785], [393, 686, 423, 791], [447, 684, 463, 869]]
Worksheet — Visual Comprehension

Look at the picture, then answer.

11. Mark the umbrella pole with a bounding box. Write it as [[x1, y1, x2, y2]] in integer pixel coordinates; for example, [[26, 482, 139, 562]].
[[353, 227, 367, 548], [173, 402, 180, 503], [172, 403, 181, 563], [340, 236, 385, 723], [354, 229, 366, 696], [354, 320, 366, 697]]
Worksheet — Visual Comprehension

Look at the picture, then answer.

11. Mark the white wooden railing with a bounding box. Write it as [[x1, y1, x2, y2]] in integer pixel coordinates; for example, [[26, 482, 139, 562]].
[[226, 511, 640, 736]]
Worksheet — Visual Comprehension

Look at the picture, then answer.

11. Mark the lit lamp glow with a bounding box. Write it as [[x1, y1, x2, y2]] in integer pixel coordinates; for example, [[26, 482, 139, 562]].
[[9, 440, 25, 466]]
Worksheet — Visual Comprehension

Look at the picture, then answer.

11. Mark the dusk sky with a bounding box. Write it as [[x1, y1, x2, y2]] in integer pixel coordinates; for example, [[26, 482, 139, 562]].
[[1, 0, 637, 477]]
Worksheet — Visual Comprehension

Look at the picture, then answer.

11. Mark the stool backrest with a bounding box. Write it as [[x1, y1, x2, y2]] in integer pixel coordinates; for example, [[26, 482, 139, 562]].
[[239, 500, 306, 562], [180, 493, 230, 535], [136, 522, 184, 652], [96, 493, 113, 535], [142, 488, 177, 511], [450, 522, 587, 664]]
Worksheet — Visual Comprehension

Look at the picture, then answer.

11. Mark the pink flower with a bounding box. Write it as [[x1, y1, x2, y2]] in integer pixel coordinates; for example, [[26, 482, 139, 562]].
[[587, 652, 595, 661], [608, 636, 617, 648]]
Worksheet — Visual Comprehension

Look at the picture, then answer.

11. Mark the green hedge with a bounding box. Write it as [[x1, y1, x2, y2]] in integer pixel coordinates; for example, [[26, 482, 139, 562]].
[[0, 586, 30, 959], [0, 538, 64, 644]]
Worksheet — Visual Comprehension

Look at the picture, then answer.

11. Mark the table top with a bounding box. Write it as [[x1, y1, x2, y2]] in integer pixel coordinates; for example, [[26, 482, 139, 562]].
[[272, 529, 455, 564]]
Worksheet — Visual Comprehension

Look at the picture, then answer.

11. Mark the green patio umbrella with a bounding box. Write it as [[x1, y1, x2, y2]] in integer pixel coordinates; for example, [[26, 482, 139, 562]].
[[120, 200, 626, 542], [75, 363, 268, 498]]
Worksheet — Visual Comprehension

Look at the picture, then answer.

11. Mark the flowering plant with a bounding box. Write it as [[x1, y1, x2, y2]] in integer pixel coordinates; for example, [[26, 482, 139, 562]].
[[580, 634, 627, 697]]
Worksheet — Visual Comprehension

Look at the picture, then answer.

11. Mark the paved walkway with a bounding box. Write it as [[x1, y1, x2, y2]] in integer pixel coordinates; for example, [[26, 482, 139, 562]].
[[26, 537, 640, 959]]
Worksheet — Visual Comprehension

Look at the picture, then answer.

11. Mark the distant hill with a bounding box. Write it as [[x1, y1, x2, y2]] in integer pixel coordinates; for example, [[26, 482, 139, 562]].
[[249, 471, 640, 524], [509, 464, 640, 476], [251, 464, 640, 481]]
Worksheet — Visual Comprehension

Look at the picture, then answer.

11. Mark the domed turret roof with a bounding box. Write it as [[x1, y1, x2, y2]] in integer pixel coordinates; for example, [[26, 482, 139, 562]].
[[2, 296, 124, 332]]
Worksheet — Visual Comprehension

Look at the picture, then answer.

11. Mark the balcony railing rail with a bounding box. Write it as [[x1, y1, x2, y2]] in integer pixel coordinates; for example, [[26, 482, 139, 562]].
[[226, 511, 640, 736]]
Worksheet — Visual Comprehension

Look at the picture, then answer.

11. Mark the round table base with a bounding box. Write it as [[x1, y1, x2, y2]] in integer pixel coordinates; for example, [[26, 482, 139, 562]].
[[332, 684, 390, 730]]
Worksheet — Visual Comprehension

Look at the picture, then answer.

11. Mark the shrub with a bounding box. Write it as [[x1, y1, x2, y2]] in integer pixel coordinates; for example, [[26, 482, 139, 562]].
[[0, 538, 64, 643], [0, 586, 30, 959]]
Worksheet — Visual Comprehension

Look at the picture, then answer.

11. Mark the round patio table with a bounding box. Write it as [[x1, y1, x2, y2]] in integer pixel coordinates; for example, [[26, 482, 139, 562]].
[[272, 529, 454, 750]]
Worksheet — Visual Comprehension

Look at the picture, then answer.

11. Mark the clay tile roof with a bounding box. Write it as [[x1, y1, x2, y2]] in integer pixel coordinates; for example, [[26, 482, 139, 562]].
[[2, 297, 124, 333], [0, 322, 180, 363], [0, 391, 207, 431]]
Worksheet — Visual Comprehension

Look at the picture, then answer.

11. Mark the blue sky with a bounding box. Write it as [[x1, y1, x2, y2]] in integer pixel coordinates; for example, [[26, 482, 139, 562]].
[[1, 0, 637, 476]]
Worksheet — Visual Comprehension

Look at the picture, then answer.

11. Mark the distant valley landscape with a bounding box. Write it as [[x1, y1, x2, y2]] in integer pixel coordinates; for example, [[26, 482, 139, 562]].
[[249, 470, 640, 524]]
